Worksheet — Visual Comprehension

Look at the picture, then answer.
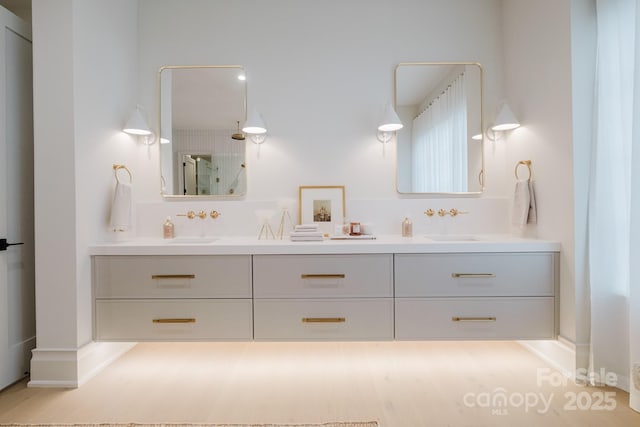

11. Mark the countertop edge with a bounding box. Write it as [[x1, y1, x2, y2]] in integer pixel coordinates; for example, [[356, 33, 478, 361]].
[[89, 235, 561, 256]]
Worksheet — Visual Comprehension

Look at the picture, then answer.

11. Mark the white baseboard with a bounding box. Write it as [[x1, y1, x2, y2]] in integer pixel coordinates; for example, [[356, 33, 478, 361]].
[[28, 341, 136, 388], [520, 338, 635, 394], [518, 337, 577, 377]]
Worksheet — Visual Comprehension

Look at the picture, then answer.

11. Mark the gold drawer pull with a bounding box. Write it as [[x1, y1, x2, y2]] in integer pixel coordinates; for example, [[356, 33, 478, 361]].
[[302, 317, 346, 323], [451, 316, 497, 322], [300, 274, 346, 279], [451, 273, 496, 278], [152, 318, 196, 324], [151, 274, 196, 280]]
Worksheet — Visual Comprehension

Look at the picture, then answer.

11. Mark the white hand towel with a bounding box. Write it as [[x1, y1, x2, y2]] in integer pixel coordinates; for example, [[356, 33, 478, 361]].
[[109, 182, 132, 231], [512, 180, 530, 228], [527, 179, 537, 224]]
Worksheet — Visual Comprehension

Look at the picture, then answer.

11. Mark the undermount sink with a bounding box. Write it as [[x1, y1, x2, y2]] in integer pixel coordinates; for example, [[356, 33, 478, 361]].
[[166, 237, 218, 244], [425, 235, 481, 242]]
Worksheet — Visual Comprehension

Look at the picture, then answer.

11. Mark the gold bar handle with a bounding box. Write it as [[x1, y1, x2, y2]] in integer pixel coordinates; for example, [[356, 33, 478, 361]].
[[452, 316, 497, 322], [152, 318, 196, 324], [451, 273, 496, 279], [151, 274, 196, 280], [302, 317, 346, 323], [300, 274, 346, 279]]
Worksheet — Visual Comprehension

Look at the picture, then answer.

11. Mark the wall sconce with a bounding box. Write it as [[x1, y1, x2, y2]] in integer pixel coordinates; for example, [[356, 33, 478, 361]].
[[242, 109, 267, 145], [377, 102, 403, 143], [486, 101, 520, 141], [123, 105, 155, 145]]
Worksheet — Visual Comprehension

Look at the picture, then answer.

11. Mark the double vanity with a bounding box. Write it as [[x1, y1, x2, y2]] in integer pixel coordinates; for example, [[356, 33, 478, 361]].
[[90, 235, 559, 342]]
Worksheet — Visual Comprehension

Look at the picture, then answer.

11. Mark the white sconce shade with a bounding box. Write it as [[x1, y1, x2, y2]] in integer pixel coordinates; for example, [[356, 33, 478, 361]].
[[242, 109, 267, 145], [377, 102, 403, 143], [123, 105, 152, 136], [378, 102, 404, 132], [491, 102, 520, 131]]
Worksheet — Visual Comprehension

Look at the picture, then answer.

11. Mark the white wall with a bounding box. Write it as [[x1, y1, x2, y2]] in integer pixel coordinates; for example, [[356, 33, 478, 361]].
[[134, 0, 507, 204], [30, 0, 582, 384], [501, 0, 576, 346], [570, 0, 596, 372], [31, 0, 139, 386]]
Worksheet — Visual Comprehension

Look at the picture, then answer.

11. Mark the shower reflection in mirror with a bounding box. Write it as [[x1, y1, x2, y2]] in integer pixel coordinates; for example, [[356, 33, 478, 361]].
[[159, 65, 247, 197]]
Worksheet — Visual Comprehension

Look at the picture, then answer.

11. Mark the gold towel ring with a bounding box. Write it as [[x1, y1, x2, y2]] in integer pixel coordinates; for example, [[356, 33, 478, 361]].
[[515, 160, 532, 180], [113, 164, 132, 183]]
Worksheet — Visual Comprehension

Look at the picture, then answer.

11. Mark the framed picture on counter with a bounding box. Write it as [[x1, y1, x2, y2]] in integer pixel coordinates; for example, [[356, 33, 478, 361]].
[[298, 185, 346, 233]]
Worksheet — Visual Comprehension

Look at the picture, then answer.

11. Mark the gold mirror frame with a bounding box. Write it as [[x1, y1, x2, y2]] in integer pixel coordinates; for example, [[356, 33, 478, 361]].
[[157, 65, 248, 200], [395, 62, 485, 196]]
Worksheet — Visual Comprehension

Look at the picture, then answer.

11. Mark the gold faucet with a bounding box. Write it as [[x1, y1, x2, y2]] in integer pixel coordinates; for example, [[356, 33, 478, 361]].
[[424, 208, 470, 217], [177, 210, 215, 219], [449, 208, 469, 217], [177, 210, 197, 219]]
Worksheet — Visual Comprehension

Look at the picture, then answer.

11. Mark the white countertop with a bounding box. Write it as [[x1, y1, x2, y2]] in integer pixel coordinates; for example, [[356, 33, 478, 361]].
[[89, 234, 561, 256]]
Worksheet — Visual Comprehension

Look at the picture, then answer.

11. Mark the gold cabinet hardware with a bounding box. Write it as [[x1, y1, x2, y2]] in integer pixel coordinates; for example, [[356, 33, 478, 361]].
[[152, 318, 196, 324], [424, 209, 435, 217], [151, 274, 196, 279], [177, 210, 196, 219], [302, 317, 346, 323], [438, 209, 447, 217], [451, 273, 496, 279], [452, 316, 497, 322], [300, 274, 346, 279], [210, 210, 221, 219], [196, 210, 207, 219]]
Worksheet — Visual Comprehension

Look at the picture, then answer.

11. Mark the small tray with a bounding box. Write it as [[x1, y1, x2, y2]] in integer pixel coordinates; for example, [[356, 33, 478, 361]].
[[329, 235, 376, 240]]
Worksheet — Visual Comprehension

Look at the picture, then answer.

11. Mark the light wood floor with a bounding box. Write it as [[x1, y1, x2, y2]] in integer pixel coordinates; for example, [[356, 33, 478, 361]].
[[0, 341, 638, 426]]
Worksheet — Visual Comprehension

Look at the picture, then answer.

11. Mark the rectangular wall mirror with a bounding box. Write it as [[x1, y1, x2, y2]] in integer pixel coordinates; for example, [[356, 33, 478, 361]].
[[395, 62, 484, 195], [159, 65, 247, 198]]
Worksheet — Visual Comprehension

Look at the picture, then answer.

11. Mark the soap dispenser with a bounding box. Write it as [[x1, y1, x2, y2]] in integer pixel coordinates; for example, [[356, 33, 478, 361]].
[[402, 217, 413, 237], [163, 216, 175, 239]]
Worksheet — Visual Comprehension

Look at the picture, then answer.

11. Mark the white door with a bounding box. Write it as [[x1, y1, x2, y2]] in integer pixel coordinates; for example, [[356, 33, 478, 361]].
[[181, 155, 197, 195], [0, 10, 34, 390]]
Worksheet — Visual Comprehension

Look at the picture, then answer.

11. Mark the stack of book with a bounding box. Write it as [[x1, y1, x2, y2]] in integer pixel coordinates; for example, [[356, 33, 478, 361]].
[[289, 224, 324, 241]]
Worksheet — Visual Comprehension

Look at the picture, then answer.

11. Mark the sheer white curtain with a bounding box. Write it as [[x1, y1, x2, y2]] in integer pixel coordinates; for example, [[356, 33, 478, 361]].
[[630, 0, 640, 412], [589, 0, 638, 411], [411, 73, 467, 192]]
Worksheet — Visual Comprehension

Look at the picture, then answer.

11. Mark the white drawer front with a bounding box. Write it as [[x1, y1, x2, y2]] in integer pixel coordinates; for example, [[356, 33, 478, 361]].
[[395, 297, 554, 340], [95, 299, 253, 341], [254, 298, 394, 340], [395, 253, 555, 297], [94, 255, 251, 298], [253, 254, 393, 298]]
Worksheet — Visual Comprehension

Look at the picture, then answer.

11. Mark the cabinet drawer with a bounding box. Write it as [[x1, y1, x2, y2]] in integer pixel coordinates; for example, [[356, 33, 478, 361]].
[[93, 255, 251, 298], [95, 299, 253, 341], [253, 254, 393, 298], [395, 297, 554, 340], [395, 253, 555, 297], [254, 298, 394, 340]]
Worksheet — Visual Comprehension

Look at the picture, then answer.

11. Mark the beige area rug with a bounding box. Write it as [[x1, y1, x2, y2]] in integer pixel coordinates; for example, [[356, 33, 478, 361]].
[[0, 424, 378, 427]]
